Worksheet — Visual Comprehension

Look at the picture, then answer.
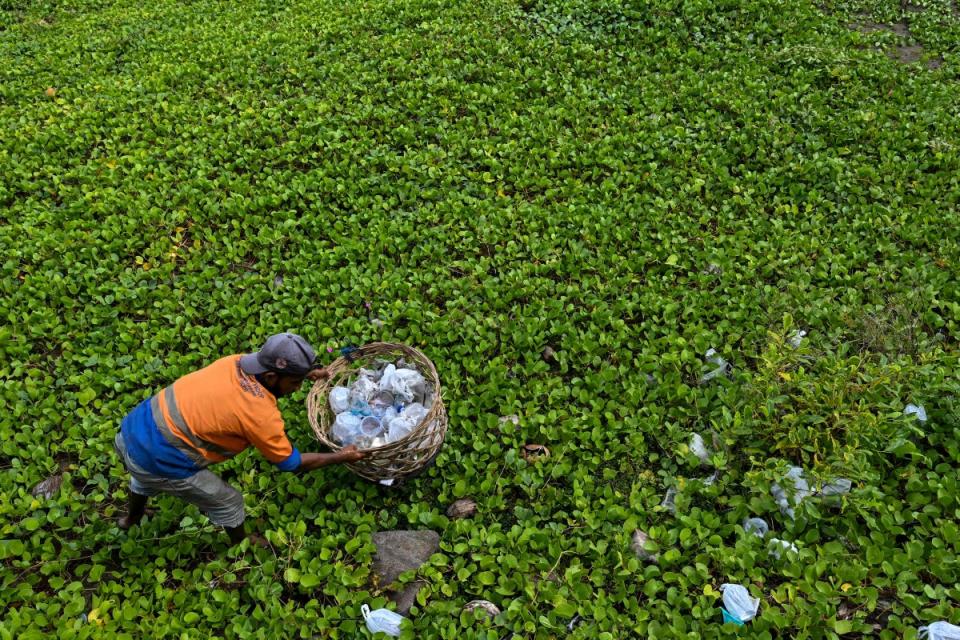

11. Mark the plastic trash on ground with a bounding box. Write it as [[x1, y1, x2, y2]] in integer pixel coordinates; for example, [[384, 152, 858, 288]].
[[768, 538, 798, 559], [661, 486, 677, 514], [690, 433, 711, 463], [905, 404, 928, 423], [332, 413, 363, 446], [918, 621, 960, 640], [720, 583, 760, 623], [771, 466, 811, 519], [817, 479, 852, 497], [700, 348, 732, 383], [631, 529, 659, 563], [743, 518, 769, 538], [788, 330, 807, 348], [329, 386, 350, 414], [361, 604, 405, 637]]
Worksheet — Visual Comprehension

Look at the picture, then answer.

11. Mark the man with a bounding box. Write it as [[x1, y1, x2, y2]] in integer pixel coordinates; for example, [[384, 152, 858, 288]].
[[113, 332, 366, 546]]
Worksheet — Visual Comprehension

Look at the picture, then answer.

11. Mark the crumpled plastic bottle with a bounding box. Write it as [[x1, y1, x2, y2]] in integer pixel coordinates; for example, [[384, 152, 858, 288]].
[[361, 604, 405, 637]]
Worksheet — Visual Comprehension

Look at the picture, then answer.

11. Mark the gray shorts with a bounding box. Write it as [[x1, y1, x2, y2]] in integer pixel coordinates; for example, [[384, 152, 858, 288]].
[[114, 432, 245, 529]]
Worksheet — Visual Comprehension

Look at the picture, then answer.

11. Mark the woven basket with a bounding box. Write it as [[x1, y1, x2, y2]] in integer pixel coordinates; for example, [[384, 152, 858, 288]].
[[306, 342, 447, 482]]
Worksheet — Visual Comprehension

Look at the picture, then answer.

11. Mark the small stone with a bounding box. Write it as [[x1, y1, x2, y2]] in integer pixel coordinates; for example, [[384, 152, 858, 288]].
[[498, 415, 520, 426], [631, 529, 659, 563], [273, 275, 283, 287], [463, 600, 500, 619], [542, 346, 557, 362], [371, 530, 440, 615], [446, 499, 477, 519]]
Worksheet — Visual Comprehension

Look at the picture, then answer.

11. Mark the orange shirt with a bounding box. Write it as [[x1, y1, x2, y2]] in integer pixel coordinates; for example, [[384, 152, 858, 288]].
[[154, 355, 295, 465]]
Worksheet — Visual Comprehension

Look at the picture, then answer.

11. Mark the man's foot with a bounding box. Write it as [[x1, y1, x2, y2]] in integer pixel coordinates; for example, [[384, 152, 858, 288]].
[[118, 493, 150, 530], [247, 533, 270, 549]]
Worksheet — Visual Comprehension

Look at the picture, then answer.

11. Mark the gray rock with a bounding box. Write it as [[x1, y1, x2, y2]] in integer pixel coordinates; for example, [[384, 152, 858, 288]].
[[372, 530, 440, 614]]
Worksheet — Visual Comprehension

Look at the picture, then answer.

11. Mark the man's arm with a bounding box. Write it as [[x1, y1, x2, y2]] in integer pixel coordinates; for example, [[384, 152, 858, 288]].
[[296, 445, 367, 471]]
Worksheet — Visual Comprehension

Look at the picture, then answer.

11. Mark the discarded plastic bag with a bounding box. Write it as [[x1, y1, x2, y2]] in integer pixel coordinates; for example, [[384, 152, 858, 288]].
[[329, 387, 350, 414], [768, 538, 798, 559], [918, 621, 960, 640], [905, 404, 928, 423], [771, 466, 811, 519], [661, 486, 677, 514], [690, 433, 710, 463], [788, 330, 807, 348], [743, 518, 769, 538], [700, 348, 732, 383], [361, 604, 405, 637], [720, 583, 759, 623], [817, 479, 852, 497]]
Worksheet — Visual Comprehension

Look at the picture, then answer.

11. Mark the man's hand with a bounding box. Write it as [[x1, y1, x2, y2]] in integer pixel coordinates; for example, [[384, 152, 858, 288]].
[[306, 367, 331, 382], [336, 445, 368, 463], [297, 446, 368, 471]]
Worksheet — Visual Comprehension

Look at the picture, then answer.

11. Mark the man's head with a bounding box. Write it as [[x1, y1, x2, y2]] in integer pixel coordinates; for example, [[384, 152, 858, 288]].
[[240, 333, 318, 397]]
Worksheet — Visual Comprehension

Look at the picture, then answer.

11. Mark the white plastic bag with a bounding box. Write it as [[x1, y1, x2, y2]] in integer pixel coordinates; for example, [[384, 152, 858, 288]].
[[905, 403, 928, 423], [329, 387, 351, 414], [919, 621, 960, 640], [768, 538, 798, 559], [720, 583, 760, 622], [332, 413, 362, 446], [788, 329, 807, 348], [361, 604, 405, 637], [690, 433, 710, 463], [743, 518, 769, 538], [771, 466, 811, 519], [818, 478, 852, 497], [700, 348, 732, 383]]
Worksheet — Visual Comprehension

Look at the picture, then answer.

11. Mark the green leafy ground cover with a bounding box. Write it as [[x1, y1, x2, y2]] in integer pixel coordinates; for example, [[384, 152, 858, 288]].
[[2, 0, 959, 637]]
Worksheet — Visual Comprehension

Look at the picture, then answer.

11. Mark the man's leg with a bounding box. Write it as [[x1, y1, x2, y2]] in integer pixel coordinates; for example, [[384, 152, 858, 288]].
[[167, 470, 266, 547]]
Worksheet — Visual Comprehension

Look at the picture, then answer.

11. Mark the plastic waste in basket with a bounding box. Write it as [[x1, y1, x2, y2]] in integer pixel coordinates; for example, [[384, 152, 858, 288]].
[[918, 621, 960, 640], [361, 604, 405, 637], [329, 386, 350, 414]]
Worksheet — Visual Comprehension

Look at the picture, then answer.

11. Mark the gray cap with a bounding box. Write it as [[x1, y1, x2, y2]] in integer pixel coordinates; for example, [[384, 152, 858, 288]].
[[239, 333, 317, 376]]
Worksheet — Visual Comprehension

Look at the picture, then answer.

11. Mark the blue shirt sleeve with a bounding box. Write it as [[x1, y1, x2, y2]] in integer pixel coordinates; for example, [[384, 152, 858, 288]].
[[274, 447, 302, 472]]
